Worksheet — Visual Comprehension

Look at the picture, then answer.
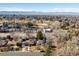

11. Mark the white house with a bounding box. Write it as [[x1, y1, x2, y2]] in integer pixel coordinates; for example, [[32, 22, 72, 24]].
[[43, 28, 52, 33]]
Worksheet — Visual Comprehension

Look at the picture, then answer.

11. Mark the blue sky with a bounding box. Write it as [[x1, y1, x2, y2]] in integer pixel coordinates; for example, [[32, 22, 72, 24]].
[[0, 3, 79, 12]]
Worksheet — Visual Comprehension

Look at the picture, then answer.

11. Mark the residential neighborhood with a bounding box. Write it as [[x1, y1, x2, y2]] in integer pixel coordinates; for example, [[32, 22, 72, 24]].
[[0, 15, 54, 56], [0, 3, 79, 56]]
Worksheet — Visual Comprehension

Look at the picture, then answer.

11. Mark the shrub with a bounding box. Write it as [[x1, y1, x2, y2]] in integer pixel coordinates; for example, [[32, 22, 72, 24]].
[[36, 31, 43, 40]]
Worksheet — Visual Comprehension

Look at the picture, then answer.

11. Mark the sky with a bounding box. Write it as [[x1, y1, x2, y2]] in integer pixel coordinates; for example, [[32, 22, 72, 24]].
[[0, 3, 79, 12]]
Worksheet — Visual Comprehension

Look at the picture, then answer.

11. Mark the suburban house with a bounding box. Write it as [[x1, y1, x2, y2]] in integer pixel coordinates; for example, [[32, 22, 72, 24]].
[[25, 26, 38, 33], [43, 27, 52, 33], [0, 39, 8, 47], [7, 40, 16, 46], [36, 39, 46, 45]]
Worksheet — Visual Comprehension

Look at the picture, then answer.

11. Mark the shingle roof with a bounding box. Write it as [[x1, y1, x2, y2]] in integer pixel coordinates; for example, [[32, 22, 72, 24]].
[[0, 40, 7, 46]]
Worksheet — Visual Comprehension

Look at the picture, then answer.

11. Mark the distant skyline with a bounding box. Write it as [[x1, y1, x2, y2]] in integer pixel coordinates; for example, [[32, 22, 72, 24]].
[[0, 3, 79, 12]]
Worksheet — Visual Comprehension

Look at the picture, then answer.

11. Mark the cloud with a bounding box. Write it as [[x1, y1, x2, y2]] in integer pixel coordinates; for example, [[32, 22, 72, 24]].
[[51, 8, 79, 12], [0, 7, 79, 12], [38, 8, 79, 12]]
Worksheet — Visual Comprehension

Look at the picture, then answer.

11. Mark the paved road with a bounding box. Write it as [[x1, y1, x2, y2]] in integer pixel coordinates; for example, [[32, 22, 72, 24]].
[[0, 52, 44, 56]]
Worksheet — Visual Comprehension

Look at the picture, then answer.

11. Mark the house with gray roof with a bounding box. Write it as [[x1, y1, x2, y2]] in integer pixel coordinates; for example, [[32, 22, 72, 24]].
[[0, 40, 8, 46]]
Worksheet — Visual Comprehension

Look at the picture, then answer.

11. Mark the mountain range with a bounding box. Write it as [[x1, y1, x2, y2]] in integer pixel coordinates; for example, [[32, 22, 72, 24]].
[[0, 11, 79, 15]]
